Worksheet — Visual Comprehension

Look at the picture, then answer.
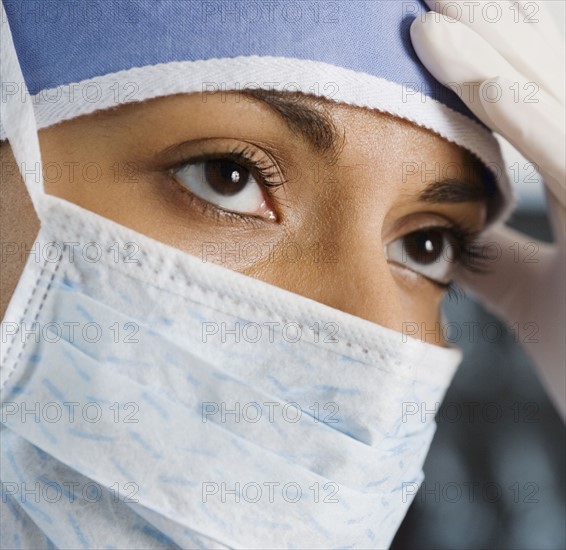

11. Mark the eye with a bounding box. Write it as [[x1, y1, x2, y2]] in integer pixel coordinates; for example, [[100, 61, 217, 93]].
[[173, 156, 277, 220], [385, 228, 458, 286]]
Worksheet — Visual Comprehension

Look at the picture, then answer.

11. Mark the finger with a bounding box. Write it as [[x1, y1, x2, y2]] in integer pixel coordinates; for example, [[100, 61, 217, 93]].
[[411, 14, 565, 214], [514, 1, 563, 52], [410, 13, 566, 190], [410, 14, 529, 115], [479, 76, 566, 208], [410, 13, 526, 84], [456, 223, 565, 418], [456, 224, 554, 321], [421, 1, 565, 101], [423, 0, 564, 51]]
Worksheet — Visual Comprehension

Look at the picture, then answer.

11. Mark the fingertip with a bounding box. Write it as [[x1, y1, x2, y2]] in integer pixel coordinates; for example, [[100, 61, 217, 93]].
[[409, 14, 425, 42], [410, 10, 463, 42], [409, 12, 442, 47]]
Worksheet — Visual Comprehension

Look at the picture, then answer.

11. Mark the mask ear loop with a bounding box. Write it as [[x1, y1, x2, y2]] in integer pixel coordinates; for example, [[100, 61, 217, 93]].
[[1, 1, 45, 216]]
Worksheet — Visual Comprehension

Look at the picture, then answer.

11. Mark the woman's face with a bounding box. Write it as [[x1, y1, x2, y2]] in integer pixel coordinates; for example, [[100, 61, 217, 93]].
[[2, 91, 489, 343]]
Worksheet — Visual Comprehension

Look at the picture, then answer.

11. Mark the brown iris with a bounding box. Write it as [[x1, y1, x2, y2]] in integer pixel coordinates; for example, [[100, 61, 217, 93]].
[[204, 160, 251, 196], [403, 230, 445, 265]]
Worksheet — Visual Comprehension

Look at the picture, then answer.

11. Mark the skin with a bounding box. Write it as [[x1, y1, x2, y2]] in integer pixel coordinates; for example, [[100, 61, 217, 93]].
[[0, 91, 488, 344]]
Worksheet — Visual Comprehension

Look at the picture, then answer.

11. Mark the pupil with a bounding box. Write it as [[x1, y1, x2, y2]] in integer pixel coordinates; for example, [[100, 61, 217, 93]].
[[404, 230, 443, 265], [204, 160, 250, 196]]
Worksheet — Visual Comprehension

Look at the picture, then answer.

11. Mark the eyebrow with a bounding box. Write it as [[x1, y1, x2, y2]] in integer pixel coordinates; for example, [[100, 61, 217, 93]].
[[240, 89, 500, 219], [242, 88, 345, 162], [418, 178, 489, 204], [419, 177, 503, 223]]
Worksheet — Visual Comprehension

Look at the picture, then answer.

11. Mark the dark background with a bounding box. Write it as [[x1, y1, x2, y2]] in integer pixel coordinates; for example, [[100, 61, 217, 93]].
[[392, 211, 566, 550]]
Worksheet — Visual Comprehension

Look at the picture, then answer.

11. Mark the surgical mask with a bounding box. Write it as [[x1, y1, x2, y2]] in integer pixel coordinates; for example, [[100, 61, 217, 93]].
[[1, 188, 463, 549], [1, 2, 472, 548]]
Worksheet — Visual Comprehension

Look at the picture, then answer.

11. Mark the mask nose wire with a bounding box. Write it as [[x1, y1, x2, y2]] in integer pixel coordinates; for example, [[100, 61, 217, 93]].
[[1, 1, 45, 216]]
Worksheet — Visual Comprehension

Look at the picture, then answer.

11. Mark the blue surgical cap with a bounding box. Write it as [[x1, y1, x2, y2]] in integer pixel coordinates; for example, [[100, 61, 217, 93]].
[[0, 0, 512, 219]]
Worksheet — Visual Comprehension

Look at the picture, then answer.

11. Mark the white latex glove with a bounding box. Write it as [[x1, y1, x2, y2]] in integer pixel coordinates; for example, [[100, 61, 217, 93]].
[[411, 0, 565, 419]]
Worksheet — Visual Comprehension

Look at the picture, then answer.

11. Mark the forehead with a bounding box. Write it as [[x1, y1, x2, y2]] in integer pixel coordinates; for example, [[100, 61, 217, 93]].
[[40, 88, 486, 195], [242, 89, 482, 174], [284, 95, 492, 219], [34, 89, 493, 229]]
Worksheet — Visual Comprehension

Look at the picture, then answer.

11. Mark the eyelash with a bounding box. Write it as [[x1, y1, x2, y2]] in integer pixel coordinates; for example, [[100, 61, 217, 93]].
[[169, 144, 286, 225], [227, 144, 287, 192], [168, 144, 487, 295], [431, 225, 488, 298]]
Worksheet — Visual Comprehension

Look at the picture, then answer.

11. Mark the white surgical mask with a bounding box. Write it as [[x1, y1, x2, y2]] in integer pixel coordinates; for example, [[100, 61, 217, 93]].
[[1, 193, 463, 549], [0, 8, 462, 547]]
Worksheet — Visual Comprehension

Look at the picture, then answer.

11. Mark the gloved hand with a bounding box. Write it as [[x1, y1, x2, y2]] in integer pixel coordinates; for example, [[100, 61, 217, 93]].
[[410, 0, 565, 419]]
